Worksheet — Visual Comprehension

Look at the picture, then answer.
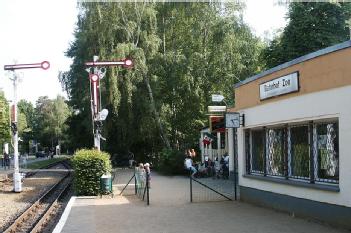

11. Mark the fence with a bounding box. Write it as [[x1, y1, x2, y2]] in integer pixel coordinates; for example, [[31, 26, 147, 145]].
[[117, 167, 150, 205], [189, 167, 238, 203]]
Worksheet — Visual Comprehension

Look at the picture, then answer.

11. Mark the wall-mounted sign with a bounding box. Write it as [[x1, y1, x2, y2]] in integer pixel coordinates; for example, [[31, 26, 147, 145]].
[[259, 72, 299, 100], [225, 112, 240, 128]]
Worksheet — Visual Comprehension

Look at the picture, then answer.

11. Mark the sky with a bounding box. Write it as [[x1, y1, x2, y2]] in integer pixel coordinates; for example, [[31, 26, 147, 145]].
[[0, 0, 78, 104], [0, 0, 287, 105]]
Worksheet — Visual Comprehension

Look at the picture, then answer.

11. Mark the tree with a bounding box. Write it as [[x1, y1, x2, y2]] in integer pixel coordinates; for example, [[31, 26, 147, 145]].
[[51, 96, 70, 148], [61, 2, 263, 162], [33, 96, 70, 151], [17, 100, 34, 153], [0, 91, 10, 150], [261, 2, 351, 68], [17, 100, 35, 131]]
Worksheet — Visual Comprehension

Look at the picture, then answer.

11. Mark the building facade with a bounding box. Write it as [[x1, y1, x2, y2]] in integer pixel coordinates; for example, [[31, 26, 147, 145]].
[[231, 41, 351, 228]]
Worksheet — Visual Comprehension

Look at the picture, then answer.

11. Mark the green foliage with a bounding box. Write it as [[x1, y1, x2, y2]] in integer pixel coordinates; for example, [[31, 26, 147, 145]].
[[0, 91, 10, 146], [27, 157, 68, 169], [158, 149, 187, 175], [72, 149, 112, 196], [61, 2, 263, 167], [32, 95, 70, 151], [261, 2, 351, 68]]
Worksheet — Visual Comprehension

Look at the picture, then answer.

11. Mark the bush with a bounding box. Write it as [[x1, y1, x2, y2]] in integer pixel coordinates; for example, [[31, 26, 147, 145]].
[[72, 149, 112, 196], [158, 149, 187, 175]]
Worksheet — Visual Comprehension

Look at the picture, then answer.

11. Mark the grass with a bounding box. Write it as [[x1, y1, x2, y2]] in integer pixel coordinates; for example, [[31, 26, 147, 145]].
[[26, 157, 69, 169]]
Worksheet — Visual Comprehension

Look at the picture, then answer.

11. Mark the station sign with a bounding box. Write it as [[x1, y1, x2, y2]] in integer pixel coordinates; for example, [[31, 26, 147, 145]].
[[259, 72, 299, 100]]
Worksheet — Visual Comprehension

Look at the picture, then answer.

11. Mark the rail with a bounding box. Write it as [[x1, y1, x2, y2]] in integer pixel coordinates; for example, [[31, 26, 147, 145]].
[[3, 161, 72, 233]]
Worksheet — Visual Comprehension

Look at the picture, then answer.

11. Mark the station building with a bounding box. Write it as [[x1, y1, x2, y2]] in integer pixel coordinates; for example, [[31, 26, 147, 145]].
[[229, 40, 351, 228]]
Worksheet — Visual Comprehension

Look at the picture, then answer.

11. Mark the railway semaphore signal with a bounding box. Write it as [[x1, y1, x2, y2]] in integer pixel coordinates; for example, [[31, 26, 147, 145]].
[[3, 61, 50, 193], [85, 57, 133, 151]]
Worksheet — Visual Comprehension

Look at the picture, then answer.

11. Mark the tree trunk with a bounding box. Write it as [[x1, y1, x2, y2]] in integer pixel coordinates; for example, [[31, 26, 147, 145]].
[[143, 75, 171, 149]]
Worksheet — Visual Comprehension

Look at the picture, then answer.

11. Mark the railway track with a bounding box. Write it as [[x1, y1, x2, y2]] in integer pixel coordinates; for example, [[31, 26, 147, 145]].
[[3, 161, 72, 233], [25, 159, 70, 178]]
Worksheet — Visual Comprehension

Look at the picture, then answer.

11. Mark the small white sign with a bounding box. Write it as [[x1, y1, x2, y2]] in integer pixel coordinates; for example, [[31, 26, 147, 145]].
[[259, 72, 299, 100], [211, 94, 225, 102], [208, 106, 226, 113], [226, 112, 240, 128]]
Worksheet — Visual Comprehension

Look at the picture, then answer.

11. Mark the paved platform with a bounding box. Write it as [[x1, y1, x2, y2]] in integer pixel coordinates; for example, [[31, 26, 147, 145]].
[[58, 173, 348, 233]]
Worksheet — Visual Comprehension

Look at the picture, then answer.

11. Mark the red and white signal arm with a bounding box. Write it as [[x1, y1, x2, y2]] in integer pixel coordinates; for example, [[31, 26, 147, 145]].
[[4, 61, 50, 71], [124, 59, 133, 67], [85, 58, 133, 68], [40, 61, 50, 70], [90, 73, 99, 82]]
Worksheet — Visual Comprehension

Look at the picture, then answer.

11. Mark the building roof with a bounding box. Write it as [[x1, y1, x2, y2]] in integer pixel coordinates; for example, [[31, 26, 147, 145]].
[[234, 40, 351, 88]]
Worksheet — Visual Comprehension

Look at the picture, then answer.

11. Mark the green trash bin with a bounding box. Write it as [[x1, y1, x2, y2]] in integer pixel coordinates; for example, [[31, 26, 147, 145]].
[[100, 174, 112, 195]]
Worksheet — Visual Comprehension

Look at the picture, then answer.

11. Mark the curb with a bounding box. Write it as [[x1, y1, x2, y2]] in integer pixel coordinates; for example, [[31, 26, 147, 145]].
[[52, 196, 76, 233]]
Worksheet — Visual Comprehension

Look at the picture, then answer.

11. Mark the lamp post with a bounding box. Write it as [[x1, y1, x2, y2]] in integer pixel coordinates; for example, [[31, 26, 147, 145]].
[[4, 61, 50, 192]]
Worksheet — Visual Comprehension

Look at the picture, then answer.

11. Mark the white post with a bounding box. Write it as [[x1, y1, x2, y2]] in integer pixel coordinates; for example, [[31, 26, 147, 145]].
[[217, 131, 221, 158], [93, 56, 100, 151], [225, 129, 228, 152], [209, 143, 213, 160], [228, 128, 234, 172], [94, 130, 100, 151], [200, 132, 204, 162], [12, 73, 22, 192]]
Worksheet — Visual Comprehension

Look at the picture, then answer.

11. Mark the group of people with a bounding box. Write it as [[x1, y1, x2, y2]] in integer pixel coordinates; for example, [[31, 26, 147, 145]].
[[184, 151, 229, 179], [136, 162, 151, 188]]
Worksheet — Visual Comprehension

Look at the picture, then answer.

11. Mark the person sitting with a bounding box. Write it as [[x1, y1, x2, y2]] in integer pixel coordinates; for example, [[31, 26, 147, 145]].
[[184, 155, 197, 177], [207, 158, 214, 177], [197, 163, 208, 178], [204, 155, 209, 167]]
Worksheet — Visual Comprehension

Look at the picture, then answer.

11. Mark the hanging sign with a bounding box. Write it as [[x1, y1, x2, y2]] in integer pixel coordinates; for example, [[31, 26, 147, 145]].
[[259, 72, 299, 100], [225, 112, 240, 128], [210, 116, 225, 132]]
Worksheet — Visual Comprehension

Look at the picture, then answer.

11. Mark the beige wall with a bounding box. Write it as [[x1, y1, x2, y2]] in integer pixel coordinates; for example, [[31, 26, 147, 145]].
[[233, 47, 351, 111]]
